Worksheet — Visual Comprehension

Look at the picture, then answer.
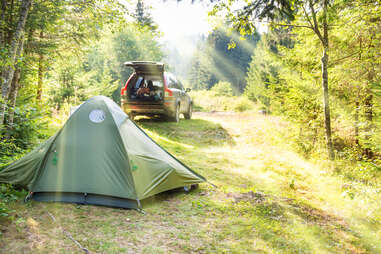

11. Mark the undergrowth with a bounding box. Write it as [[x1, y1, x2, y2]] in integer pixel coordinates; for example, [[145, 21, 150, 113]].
[[189, 90, 257, 112]]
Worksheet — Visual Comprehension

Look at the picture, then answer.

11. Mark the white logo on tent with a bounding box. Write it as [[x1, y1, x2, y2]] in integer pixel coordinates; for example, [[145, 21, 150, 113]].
[[89, 109, 106, 123]]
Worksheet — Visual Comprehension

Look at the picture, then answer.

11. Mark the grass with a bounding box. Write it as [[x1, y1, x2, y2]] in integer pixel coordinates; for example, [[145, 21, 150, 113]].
[[0, 111, 380, 253], [189, 90, 257, 112]]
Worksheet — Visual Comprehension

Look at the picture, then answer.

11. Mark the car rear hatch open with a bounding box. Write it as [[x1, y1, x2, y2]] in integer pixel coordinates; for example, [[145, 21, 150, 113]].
[[124, 61, 164, 75], [123, 61, 165, 105]]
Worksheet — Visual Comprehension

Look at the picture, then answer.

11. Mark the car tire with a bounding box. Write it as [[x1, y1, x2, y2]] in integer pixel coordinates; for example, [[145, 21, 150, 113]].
[[184, 103, 192, 120], [170, 103, 180, 122]]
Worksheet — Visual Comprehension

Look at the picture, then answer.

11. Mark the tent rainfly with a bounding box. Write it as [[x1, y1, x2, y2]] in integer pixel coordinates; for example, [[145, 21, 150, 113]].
[[0, 96, 206, 209]]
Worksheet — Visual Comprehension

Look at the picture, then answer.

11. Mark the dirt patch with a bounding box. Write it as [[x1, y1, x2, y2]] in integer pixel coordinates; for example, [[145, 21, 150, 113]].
[[287, 200, 348, 228], [226, 191, 267, 204]]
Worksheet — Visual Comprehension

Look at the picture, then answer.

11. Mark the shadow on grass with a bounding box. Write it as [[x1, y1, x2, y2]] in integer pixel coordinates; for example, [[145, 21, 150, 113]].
[[202, 190, 377, 253], [140, 187, 195, 209], [135, 117, 236, 147]]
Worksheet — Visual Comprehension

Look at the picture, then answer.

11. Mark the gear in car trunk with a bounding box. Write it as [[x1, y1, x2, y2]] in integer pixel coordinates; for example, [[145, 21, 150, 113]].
[[124, 61, 165, 105]]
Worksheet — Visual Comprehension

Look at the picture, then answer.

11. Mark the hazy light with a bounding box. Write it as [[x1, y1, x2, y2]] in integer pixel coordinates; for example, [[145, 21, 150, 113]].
[[147, 0, 212, 42]]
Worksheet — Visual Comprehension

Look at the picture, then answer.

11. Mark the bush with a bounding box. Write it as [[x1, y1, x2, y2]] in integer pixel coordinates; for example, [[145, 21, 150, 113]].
[[1, 104, 49, 150], [234, 97, 253, 112], [211, 81, 233, 96], [189, 90, 256, 112], [0, 184, 20, 219], [0, 138, 23, 165]]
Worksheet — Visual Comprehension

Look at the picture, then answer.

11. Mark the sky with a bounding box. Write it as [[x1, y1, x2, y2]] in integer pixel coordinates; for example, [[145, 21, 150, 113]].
[[146, 0, 213, 42], [135, 0, 267, 77]]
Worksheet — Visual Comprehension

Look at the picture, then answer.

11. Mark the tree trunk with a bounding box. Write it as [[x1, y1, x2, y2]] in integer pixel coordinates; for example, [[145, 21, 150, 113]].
[[7, 68, 21, 126], [355, 37, 362, 147], [321, 0, 335, 160], [7, 37, 24, 128], [0, 0, 6, 45], [364, 92, 373, 158], [0, 0, 32, 126], [321, 48, 334, 160], [354, 100, 359, 146], [36, 31, 44, 101], [7, 0, 14, 44]]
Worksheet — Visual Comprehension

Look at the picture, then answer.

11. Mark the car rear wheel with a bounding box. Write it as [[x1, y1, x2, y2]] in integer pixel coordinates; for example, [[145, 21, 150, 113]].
[[184, 104, 192, 119], [170, 104, 180, 122]]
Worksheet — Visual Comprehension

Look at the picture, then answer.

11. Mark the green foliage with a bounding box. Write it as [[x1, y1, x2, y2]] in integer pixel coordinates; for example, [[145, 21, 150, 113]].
[[6, 104, 49, 146], [188, 27, 260, 92], [242, 0, 381, 160], [234, 96, 253, 112], [189, 90, 255, 112], [1, 104, 48, 165], [211, 81, 233, 96], [132, 0, 159, 34], [0, 184, 20, 219], [46, 23, 163, 108], [0, 138, 23, 165]]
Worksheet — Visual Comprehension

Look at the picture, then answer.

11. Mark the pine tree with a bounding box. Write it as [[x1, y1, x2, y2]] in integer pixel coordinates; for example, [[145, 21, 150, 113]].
[[132, 0, 158, 33]]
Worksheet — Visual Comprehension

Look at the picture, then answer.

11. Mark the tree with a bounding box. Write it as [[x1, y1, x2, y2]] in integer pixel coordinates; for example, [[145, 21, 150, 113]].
[[0, 0, 32, 127], [132, 0, 158, 33], [47, 23, 164, 109], [245, 37, 279, 112], [0, 0, 128, 149], [211, 0, 340, 160], [188, 26, 260, 92], [328, 0, 381, 158]]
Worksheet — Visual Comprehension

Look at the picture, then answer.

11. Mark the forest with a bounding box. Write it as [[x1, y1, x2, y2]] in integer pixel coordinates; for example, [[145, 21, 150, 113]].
[[0, 0, 380, 253]]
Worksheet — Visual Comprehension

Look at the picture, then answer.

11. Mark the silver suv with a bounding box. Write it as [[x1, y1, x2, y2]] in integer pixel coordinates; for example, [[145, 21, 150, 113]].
[[121, 61, 192, 122]]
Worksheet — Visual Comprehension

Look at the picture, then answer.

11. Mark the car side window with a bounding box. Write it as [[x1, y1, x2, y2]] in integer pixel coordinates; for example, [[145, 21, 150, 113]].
[[167, 75, 179, 89], [169, 78, 176, 89], [178, 80, 185, 91], [166, 74, 173, 88], [173, 80, 181, 90]]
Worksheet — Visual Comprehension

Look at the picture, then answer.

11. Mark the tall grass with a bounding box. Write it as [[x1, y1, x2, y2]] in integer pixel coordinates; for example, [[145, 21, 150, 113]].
[[189, 90, 257, 112]]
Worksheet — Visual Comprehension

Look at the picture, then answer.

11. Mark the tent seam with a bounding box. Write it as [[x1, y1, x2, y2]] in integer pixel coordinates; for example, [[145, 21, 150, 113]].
[[103, 100, 140, 201]]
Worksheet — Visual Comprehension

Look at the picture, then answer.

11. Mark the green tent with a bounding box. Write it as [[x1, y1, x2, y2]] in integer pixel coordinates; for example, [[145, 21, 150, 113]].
[[0, 96, 206, 209]]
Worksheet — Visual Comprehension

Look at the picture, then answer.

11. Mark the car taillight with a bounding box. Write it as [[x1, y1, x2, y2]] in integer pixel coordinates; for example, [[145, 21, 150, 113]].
[[121, 75, 133, 96], [163, 74, 173, 97]]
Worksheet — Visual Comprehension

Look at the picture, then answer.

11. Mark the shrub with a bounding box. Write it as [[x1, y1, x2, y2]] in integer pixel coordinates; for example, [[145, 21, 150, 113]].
[[1, 104, 49, 150], [211, 81, 233, 96], [0, 138, 23, 164], [0, 184, 20, 219], [189, 90, 255, 112], [234, 97, 253, 112]]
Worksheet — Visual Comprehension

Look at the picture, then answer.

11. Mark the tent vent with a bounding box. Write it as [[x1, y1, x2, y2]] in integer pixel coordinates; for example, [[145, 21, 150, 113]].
[[89, 109, 105, 123]]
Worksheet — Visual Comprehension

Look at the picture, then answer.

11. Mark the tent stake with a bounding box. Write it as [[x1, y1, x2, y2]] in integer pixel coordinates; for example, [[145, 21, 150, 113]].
[[24, 192, 33, 203]]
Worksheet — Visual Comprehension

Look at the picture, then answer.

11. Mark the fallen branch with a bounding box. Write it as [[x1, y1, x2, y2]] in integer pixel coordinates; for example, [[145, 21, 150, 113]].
[[47, 212, 90, 254]]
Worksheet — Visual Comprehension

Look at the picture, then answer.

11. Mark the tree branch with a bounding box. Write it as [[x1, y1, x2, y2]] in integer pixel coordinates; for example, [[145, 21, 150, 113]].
[[271, 22, 313, 30], [308, 0, 324, 43], [329, 51, 361, 67], [252, 19, 313, 30], [301, 3, 314, 29]]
